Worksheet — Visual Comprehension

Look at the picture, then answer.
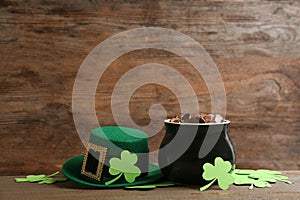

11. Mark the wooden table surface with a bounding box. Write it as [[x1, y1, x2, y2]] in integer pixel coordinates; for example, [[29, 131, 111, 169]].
[[1, 171, 299, 200]]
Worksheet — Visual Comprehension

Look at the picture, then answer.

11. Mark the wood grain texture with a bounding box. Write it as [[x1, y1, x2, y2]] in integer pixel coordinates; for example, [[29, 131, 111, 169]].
[[0, 0, 299, 175]]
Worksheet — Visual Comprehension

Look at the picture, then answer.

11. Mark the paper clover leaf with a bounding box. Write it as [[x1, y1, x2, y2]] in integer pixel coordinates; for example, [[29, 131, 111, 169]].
[[15, 174, 46, 183], [105, 150, 141, 185], [232, 169, 293, 189], [232, 173, 271, 189], [200, 157, 234, 191], [15, 171, 68, 184], [38, 177, 68, 184]]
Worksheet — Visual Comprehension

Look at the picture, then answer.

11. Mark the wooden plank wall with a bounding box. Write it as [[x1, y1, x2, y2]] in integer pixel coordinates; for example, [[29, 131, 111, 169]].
[[0, 0, 299, 175]]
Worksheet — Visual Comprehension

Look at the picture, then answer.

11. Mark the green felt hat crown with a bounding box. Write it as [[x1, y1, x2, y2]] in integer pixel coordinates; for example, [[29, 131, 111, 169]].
[[90, 126, 149, 155], [62, 126, 164, 187], [79, 126, 151, 185]]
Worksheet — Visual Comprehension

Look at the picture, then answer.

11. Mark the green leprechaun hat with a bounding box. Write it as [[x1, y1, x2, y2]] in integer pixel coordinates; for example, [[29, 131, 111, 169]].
[[62, 126, 164, 188]]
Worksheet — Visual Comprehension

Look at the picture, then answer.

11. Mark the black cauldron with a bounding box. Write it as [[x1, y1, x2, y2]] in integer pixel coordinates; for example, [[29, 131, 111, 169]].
[[158, 120, 235, 185]]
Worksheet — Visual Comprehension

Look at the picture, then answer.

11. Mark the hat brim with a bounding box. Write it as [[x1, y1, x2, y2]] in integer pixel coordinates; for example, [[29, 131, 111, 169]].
[[62, 155, 164, 188]]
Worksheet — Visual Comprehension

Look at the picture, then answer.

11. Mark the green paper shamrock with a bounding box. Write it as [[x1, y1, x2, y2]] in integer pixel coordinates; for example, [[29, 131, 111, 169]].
[[15, 174, 46, 183], [232, 169, 293, 189], [15, 171, 68, 184], [105, 150, 141, 185], [199, 158, 293, 191], [38, 177, 68, 184], [232, 173, 271, 189], [200, 157, 234, 191]]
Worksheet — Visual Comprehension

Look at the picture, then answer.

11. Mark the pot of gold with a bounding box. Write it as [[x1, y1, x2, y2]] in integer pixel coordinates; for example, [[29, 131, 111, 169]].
[[158, 113, 236, 185]]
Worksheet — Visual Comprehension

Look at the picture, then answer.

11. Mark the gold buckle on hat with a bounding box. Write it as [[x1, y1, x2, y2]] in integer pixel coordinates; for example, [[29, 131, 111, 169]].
[[81, 142, 107, 181]]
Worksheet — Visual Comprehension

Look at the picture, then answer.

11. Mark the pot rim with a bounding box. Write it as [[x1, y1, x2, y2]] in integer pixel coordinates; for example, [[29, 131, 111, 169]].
[[164, 119, 230, 125]]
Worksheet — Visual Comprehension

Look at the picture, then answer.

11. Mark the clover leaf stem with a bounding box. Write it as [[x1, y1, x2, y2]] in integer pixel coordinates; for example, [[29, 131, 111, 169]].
[[105, 173, 124, 185], [200, 178, 217, 191], [249, 184, 254, 190], [47, 171, 59, 178], [280, 179, 293, 184]]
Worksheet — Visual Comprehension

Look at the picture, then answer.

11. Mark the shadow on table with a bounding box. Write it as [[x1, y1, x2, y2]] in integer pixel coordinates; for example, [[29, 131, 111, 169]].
[[54, 180, 101, 190]]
